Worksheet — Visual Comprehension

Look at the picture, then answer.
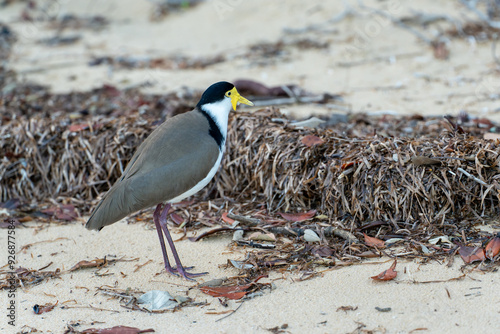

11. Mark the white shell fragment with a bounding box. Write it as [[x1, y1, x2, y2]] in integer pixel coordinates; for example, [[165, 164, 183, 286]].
[[229, 259, 254, 270], [233, 229, 244, 241], [428, 236, 452, 245], [304, 229, 321, 242], [137, 290, 179, 311]]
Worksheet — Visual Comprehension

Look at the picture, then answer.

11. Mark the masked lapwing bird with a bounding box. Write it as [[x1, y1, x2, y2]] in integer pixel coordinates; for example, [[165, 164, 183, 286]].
[[86, 81, 253, 280]]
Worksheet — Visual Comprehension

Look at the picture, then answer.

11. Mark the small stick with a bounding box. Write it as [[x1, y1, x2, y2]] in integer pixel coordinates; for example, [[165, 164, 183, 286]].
[[457, 167, 489, 186], [216, 301, 245, 322], [226, 213, 263, 227]]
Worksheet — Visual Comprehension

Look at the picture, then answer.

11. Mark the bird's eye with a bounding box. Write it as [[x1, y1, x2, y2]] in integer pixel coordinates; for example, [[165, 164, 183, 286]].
[[226, 91, 231, 97]]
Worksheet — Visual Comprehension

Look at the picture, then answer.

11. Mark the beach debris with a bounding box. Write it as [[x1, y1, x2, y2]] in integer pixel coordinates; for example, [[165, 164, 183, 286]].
[[137, 290, 179, 311], [375, 307, 392, 312], [199, 275, 268, 300], [169, 212, 184, 225], [232, 229, 244, 241], [69, 257, 137, 272], [229, 259, 254, 270], [236, 240, 276, 249], [485, 233, 500, 260], [38, 35, 81, 46], [133, 260, 153, 272], [33, 301, 58, 314], [428, 236, 453, 245], [248, 232, 276, 242], [150, 0, 204, 21], [371, 260, 397, 281], [363, 234, 385, 248], [278, 210, 316, 222], [0, 198, 20, 210], [41, 204, 79, 221], [458, 245, 486, 264], [80, 325, 155, 334], [2, 79, 500, 281], [301, 135, 324, 147], [48, 14, 109, 31], [265, 324, 289, 333], [410, 156, 441, 166], [18, 237, 71, 252], [188, 226, 237, 242], [303, 229, 321, 242], [199, 284, 251, 300], [336, 306, 358, 313], [222, 212, 236, 224], [70, 258, 108, 272], [0, 267, 61, 289]]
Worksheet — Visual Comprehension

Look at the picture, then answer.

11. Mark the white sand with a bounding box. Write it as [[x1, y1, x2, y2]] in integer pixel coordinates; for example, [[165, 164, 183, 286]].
[[3, 221, 499, 333]]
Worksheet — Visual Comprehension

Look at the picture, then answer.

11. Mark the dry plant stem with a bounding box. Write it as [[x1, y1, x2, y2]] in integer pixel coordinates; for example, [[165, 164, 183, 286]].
[[226, 213, 263, 226], [457, 167, 489, 186]]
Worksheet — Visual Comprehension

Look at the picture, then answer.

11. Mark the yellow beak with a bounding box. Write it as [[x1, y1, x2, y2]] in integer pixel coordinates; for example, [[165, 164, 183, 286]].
[[229, 87, 254, 110]]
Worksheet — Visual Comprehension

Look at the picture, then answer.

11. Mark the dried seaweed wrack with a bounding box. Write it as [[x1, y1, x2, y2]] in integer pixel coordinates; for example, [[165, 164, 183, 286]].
[[2, 107, 500, 228]]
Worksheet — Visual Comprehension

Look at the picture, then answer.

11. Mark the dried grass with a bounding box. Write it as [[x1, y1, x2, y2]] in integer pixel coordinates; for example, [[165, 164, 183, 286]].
[[1, 102, 500, 231]]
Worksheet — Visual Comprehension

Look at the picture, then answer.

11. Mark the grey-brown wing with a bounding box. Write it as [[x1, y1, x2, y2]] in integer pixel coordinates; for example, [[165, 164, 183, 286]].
[[86, 111, 220, 230]]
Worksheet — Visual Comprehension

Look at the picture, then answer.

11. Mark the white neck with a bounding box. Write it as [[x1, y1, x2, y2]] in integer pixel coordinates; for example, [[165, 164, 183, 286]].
[[200, 97, 232, 139]]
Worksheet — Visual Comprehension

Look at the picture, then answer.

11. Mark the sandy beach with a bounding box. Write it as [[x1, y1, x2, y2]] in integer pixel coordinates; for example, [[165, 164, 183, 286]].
[[1, 1, 500, 333]]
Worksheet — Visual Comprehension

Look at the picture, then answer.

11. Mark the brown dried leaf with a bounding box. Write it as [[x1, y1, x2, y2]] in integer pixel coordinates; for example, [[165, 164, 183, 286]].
[[301, 135, 324, 147], [363, 233, 385, 248], [199, 285, 250, 300], [199, 275, 267, 300], [278, 210, 316, 222], [458, 245, 485, 264], [371, 259, 397, 281], [485, 235, 500, 260]]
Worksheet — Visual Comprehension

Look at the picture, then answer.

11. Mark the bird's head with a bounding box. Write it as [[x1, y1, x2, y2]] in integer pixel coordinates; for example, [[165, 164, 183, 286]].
[[197, 81, 253, 111]]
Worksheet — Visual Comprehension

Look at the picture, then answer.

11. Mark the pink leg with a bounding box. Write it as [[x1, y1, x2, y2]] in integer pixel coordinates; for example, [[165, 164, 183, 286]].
[[153, 204, 175, 275], [154, 203, 207, 280]]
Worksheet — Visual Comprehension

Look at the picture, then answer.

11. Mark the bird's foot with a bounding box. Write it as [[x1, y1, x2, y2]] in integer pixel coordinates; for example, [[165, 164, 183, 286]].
[[165, 265, 208, 281]]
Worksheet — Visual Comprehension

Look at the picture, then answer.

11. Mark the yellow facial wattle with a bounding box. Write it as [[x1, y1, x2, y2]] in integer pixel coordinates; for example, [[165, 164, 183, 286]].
[[229, 87, 254, 110]]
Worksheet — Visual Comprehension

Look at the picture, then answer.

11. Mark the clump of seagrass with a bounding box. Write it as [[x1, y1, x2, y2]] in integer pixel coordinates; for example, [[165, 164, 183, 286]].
[[1, 107, 500, 228], [219, 109, 500, 227]]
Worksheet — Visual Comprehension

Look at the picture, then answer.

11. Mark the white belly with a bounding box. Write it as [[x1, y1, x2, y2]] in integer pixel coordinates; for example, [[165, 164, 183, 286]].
[[167, 150, 224, 204]]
